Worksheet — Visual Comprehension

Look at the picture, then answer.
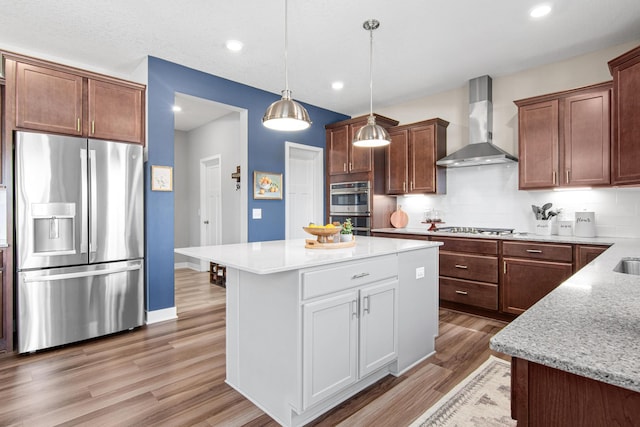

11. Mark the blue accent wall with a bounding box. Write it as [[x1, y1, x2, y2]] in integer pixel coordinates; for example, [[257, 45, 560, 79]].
[[146, 56, 349, 311]]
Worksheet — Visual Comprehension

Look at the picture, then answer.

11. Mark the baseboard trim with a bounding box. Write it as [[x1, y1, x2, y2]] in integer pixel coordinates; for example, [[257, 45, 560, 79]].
[[174, 261, 202, 271], [146, 307, 178, 324]]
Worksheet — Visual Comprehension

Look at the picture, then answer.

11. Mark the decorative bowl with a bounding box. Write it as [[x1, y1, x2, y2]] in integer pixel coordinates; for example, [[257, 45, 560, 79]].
[[303, 226, 342, 243]]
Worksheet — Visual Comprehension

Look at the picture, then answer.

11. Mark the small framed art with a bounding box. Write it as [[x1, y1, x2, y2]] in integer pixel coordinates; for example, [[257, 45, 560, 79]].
[[253, 171, 282, 200], [151, 165, 173, 191]]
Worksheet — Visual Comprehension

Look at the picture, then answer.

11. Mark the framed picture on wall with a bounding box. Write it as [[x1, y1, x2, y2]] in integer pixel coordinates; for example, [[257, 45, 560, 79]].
[[253, 171, 282, 200], [151, 165, 173, 191]]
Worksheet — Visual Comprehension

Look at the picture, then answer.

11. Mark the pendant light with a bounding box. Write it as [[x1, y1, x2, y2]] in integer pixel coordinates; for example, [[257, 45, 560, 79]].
[[353, 19, 391, 147], [262, 0, 312, 131]]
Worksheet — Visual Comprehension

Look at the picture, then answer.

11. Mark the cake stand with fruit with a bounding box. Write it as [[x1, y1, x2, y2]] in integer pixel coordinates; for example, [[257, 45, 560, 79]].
[[303, 224, 356, 248]]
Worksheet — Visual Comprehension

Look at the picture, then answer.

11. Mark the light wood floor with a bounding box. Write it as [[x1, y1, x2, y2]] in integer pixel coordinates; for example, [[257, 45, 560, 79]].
[[0, 268, 508, 426]]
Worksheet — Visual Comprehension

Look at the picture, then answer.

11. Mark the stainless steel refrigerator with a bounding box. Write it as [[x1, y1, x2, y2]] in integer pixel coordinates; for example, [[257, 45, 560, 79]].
[[15, 131, 144, 353]]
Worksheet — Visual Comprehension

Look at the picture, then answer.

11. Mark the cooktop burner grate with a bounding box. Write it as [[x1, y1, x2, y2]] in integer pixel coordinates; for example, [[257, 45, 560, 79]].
[[433, 226, 515, 235]]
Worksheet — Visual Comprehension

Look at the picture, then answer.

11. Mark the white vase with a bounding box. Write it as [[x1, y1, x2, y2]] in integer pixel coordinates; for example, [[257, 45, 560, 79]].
[[534, 220, 552, 235], [340, 233, 353, 242]]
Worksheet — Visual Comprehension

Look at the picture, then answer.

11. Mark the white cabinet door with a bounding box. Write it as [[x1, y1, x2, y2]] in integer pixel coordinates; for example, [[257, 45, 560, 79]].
[[303, 290, 358, 409], [359, 279, 398, 377]]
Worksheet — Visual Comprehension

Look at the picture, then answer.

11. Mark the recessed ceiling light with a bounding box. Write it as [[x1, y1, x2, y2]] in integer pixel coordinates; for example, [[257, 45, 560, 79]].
[[226, 40, 244, 52], [331, 81, 344, 90], [172, 105, 182, 112], [530, 4, 552, 18]]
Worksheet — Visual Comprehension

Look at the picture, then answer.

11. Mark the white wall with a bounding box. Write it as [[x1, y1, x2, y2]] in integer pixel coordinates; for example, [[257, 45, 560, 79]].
[[374, 39, 640, 238], [174, 130, 190, 263], [397, 164, 640, 238], [186, 113, 242, 246], [174, 113, 242, 268]]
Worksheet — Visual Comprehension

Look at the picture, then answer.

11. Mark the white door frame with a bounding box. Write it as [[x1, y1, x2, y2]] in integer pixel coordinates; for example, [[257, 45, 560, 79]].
[[200, 154, 222, 271], [285, 142, 324, 239]]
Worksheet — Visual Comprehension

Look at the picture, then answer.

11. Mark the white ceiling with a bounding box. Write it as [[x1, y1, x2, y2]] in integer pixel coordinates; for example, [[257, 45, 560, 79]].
[[2, 0, 640, 123]]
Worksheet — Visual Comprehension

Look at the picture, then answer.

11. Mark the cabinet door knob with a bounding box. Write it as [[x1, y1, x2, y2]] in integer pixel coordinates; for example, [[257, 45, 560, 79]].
[[204, 220, 209, 224], [454, 264, 468, 269], [526, 249, 542, 253], [352, 272, 370, 279], [566, 170, 571, 184], [455, 290, 468, 295]]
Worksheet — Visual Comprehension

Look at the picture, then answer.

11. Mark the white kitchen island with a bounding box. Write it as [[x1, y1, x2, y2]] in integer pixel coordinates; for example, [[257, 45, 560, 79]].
[[175, 236, 441, 427]]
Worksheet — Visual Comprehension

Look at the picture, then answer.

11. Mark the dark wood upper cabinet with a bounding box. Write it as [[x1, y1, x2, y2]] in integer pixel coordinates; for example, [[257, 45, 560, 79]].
[[516, 100, 559, 189], [563, 89, 611, 186], [88, 79, 144, 144], [386, 118, 448, 195], [16, 62, 84, 136], [326, 115, 398, 177], [515, 82, 611, 190], [609, 44, 640, 185], [9, 54, 145, 144], [386, 128, 409, 193]]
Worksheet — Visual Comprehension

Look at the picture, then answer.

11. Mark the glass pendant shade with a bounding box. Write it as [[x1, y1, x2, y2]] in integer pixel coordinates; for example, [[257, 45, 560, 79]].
[[353, 19, 390, 147], [263, 90, 311, 131]]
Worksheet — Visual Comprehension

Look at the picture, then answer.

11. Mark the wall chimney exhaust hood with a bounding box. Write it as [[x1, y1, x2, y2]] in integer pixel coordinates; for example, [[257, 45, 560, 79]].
[[436, 75, 517, 168]]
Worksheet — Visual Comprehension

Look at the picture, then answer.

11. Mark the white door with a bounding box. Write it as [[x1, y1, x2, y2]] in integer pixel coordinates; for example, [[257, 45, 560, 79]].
[[302, 290, 358, 410], [285, 142, 323, 239], [359, 279, 398, 377], [200, 155, 222, 271]]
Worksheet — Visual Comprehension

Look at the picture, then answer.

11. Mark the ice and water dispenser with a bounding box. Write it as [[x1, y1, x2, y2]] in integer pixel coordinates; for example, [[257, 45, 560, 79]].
[[31, 203, 76, 255]]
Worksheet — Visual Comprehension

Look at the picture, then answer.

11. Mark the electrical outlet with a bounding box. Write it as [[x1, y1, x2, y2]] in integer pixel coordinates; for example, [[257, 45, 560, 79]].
[[416, 266, 425, 279]]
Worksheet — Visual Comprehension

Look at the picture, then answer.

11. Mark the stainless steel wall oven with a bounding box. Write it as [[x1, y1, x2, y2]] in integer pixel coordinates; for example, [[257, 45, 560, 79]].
[[328, 214, 371, 236], [329, 181, 371, 235], [329, 181, 370, 215]]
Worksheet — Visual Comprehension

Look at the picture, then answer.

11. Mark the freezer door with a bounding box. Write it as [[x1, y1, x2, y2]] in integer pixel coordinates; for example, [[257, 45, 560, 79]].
[[15, 132, 89, 269], [89, 139, 144, 263], [17, 260, 144, 353]]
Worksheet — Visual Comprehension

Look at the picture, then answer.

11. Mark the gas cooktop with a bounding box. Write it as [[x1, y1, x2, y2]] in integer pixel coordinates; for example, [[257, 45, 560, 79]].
[[433, 226, 515, 236]]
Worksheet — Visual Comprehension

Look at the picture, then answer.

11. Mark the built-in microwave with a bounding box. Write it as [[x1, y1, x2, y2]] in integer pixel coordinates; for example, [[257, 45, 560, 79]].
[[329, 181, 370, 215]]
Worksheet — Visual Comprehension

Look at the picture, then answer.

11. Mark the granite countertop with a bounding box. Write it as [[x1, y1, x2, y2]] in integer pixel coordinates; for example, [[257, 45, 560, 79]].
[[376, 226, 640, 393], [175, 236, 441, 275]]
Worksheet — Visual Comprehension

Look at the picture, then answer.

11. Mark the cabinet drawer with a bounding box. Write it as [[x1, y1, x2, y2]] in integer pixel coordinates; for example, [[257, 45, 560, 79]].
[[439, 252, 498, 283], [430, 237, 498, 255], [302, 255, 397, 300], [439, 277, 498, 311], [503, 241, 572, 262]]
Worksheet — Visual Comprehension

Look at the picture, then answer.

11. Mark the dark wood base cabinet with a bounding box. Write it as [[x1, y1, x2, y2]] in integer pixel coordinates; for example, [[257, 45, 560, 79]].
[[512, 358, 640, 426]]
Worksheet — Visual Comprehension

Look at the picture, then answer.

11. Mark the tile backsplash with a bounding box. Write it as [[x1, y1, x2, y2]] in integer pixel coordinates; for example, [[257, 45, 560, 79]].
[[397, 164, 640, 238]]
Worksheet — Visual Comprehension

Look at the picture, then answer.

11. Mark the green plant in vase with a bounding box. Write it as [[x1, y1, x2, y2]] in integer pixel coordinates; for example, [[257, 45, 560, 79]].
[[340, 218, 353, 242]]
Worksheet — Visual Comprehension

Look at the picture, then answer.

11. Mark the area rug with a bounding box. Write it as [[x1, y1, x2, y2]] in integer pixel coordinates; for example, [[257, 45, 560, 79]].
[[409, 356, 516, 427]]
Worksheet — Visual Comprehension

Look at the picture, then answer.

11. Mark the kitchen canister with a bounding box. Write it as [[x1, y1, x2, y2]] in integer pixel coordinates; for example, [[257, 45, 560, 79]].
[[557, 220, 573, 236], [574, 211, 596, 237]]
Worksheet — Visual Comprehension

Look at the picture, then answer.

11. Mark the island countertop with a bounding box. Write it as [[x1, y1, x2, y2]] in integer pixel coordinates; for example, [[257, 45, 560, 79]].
[[175, 235, 441, 275]]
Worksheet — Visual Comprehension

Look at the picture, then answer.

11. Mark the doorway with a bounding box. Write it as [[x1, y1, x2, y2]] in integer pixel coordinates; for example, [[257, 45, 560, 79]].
[[173, 92, 248, 274], [285, 142, 324, 239], [199, 155, 222, 271]]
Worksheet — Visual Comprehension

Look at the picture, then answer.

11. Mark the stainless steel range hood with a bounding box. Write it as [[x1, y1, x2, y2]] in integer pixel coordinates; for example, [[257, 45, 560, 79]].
[[436, 75, 517, 168]]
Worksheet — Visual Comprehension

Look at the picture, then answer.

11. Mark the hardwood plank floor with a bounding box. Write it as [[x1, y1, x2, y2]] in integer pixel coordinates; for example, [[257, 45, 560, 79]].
[[0, 269, 509, 426]]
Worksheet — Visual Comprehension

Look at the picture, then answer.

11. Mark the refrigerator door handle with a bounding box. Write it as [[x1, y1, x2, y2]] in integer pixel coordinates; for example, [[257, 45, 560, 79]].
[[23, 264, 142, 283], [89, 149, 98, 255], [80, 148, 88, 254]]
